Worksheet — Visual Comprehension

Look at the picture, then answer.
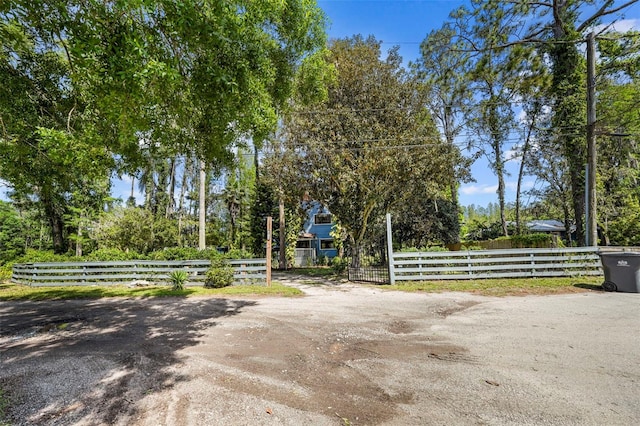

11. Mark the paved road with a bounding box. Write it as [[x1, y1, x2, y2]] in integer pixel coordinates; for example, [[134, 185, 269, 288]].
[[1, 275, 639, 425]]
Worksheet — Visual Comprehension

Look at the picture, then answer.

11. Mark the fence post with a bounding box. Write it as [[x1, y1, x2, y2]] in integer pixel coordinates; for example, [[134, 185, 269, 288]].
[[530, 253, 535, 277], [386, 213, 395, 285]]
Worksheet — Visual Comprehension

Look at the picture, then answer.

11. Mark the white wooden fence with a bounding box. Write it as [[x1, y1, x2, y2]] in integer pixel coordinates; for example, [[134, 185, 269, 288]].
[[389, 247, 602, 284], [11, 259, 267, 287]]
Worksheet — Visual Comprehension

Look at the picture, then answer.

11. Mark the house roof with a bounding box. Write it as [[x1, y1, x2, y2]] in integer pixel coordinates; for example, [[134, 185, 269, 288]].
[[526, 220, 573, 233]]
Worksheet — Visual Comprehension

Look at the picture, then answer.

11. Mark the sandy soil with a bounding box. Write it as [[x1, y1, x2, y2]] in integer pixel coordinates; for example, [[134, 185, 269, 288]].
[[1, 274, 639, 425]]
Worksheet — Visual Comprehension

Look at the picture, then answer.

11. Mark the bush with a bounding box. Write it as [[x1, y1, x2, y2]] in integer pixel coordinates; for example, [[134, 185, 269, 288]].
[[169, 270, 189, 291], [204, 258, 234, 288], [0, 264, 12, 281], [84, 248, 146, 261], [149, 247, 213, 261], [331, 256, 348, 273], [224, 248, 254, 260], [14, 249, 73, 264]]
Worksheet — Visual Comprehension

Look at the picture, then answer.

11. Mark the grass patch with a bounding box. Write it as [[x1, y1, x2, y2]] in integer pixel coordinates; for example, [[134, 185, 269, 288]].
[[380, 276, 604, 296], [0, 282, 302, 301], [0, 386, 8, 426]]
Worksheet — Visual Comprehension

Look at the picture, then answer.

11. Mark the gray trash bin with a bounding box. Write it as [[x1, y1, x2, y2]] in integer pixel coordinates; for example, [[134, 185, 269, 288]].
[[598, 252, 640, 293]]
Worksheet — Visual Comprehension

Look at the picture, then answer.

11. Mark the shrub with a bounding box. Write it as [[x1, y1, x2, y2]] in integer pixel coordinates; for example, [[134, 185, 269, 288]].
[[224, 248, 254, 260], [149, 247, 212, 261], [169, 270, 189, 291], [84, 248, 145, 261], [204, 258, 234, 288], [14, 249, 73, 264], [331, 256, 348, 273]]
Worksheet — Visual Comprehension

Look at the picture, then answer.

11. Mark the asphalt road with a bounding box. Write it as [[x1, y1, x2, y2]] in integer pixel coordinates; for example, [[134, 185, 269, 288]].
[[1, 275, 639, 425]]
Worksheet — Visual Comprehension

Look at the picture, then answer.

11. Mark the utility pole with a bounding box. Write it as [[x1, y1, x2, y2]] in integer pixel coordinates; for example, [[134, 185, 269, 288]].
[[586, 32, 597, 247]]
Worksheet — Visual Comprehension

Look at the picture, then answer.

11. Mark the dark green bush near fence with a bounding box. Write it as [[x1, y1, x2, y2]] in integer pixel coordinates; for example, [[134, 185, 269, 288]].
[[204, 257, 234, 288], [331, 256, 348, 273], [84, 248, 146, 261]]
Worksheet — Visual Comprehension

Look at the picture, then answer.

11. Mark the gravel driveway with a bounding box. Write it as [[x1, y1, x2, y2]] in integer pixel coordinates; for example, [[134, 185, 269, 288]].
[[1, 274, 639, 425]]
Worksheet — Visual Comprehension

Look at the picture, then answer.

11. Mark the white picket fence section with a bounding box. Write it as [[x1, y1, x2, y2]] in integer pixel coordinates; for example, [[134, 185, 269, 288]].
[[389, 247, 602, 283], [11, 259, 267, 287]]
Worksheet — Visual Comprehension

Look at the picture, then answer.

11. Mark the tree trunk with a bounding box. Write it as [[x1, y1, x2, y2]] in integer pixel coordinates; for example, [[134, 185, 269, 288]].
[[42, 192, 66, 254], [198, 159, 206, 250], [166, 156, 177, 218], [76, 223, 82, 257], [498, 170, 508, 236]]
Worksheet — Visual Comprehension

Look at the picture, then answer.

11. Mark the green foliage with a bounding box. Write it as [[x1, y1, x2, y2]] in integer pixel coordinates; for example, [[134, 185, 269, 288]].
[[13, 249, 73, 264], [275, 35, 449, 265], [331, 256, 348, 273], [1, 0, 328, 256], [0, 265, 11, 282], [0, 386, 8, 425], [83, 248, 146, 262], [285, 207, 303, 268], [510, 233, 562, 248], [398, 246, 449, 253], [149, 247, 212, 261], [606, 195, 640, 246], [205, 257, 234, 289], [0, 201, 25, 265], [169, 270, 189, 291], [249, 181, 279, 257], [393, 197, 460, 247], [91, 207, 179, 254]]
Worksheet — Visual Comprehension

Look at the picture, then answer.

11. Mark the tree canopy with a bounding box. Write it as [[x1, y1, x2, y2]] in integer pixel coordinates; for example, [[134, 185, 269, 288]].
[[1, 0, 328, 253]]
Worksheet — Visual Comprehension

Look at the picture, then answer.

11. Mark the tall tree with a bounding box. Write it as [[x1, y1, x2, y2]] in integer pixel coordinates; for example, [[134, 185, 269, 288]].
[[450, 0, 546, 237], [594, 32, 640, 244], [413, 24, 473, 214], [281, 36, 451, 266]]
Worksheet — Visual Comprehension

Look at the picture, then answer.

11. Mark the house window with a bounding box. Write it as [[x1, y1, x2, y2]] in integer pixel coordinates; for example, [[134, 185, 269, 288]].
[[320, 239, 335, 250], [314, 213, 333, 225], [296, 240, 312, 248]]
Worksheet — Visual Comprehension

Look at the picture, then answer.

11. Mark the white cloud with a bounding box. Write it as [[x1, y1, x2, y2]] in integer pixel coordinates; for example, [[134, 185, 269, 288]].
[[594, 19, 640, 34], [505, 149, 521, 162], [506, 180, 535, 192], [460, 184, 498, 195], [462, 179, 536, 197]]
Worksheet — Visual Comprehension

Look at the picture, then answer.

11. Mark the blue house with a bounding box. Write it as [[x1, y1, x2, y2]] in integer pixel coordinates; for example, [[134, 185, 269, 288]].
[[295, 202, 338, 266]]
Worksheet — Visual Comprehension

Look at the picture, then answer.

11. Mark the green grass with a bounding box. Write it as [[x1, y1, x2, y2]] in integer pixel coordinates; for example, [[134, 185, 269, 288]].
[[380, 276, 604, 296], [0, 282, 302, 301], [0, 386, 8, 426]]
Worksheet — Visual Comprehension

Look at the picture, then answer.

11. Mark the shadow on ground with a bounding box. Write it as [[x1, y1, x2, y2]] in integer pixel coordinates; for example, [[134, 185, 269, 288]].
[[573, 283, 604, 291], [0, 297, 255, 425]]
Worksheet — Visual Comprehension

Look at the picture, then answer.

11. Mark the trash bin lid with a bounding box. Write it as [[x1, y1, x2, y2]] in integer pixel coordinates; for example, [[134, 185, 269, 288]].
[[599, 251, 640, 257]]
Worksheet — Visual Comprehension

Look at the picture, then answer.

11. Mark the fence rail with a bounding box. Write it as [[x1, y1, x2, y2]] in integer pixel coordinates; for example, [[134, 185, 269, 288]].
[[390, 247, 602, 283], [11, 259, 267, 287]]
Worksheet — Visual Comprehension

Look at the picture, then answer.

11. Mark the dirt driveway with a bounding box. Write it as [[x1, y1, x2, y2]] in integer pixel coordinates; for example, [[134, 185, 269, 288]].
[[1, 274, 639, 425]]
